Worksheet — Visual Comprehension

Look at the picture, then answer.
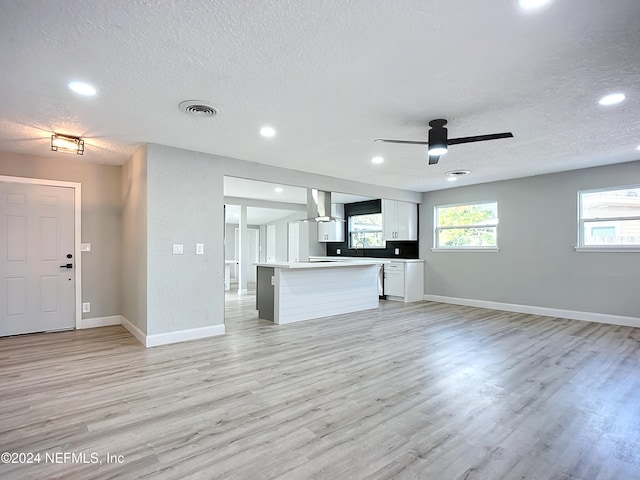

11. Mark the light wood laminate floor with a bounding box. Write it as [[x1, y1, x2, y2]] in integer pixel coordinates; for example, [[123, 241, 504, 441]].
[[1, 295, 639, 480]]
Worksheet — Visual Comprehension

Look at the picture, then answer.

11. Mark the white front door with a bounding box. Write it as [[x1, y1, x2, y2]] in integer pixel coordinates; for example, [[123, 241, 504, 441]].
[[1, 182, 75, 336]]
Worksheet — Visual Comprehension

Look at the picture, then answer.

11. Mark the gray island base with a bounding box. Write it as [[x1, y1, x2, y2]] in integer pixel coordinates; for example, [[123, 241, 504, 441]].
[[255, 261, 383, 324]]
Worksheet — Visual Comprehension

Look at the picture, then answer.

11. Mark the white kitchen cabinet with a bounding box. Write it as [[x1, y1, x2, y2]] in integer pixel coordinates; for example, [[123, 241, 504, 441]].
[[383, 260, 424, 302], [383, 263, 405, 296], [318, 204, 345, 242], [382, 199, 417, 241]]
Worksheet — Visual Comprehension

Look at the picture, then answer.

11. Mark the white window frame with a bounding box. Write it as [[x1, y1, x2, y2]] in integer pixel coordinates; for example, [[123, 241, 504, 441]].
[[432, 201, 499, 252], [576, 184, 640, 252], [348, 212, 386, 249]]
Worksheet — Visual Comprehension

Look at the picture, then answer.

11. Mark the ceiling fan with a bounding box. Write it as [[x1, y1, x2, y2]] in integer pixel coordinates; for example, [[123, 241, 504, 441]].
[[374, 119, 514, 165]]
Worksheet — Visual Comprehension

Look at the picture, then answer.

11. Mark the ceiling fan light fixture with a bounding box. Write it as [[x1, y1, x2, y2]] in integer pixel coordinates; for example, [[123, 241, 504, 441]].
[[428, 119, 448, 156], [428, 145, 448, 156], [51, 133, 84, 155]]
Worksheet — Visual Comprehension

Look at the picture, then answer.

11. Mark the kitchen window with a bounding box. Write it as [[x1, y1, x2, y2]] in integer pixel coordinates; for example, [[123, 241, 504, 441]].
[[434, 201, 498, 250], [349, 213, 385, 249], [577, 185, 640, 250]]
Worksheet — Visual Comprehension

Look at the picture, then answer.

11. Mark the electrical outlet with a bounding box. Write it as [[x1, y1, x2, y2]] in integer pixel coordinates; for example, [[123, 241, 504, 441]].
[[394, 248, 400, 255], [336, 249, 341, 254], [82, 302, 90, 313]]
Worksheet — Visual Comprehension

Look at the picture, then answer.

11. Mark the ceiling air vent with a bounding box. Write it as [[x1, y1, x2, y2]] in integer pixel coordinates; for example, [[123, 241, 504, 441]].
[[179, 100, 220, 118], [446, 170, 471, 178]]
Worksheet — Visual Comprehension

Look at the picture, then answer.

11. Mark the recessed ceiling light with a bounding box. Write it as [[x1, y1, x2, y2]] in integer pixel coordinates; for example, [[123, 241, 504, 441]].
[[518, 0, 552, 10], [371, 156, 384, 164], [274, 187, 283, 193], [598, 93, 625, 106], [260, 126, 276, 138], [68, 81, 96, 96]]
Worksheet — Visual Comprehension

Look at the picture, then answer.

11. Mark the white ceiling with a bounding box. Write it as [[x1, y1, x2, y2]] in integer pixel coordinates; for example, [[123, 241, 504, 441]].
[[1, 0, 639, 193]]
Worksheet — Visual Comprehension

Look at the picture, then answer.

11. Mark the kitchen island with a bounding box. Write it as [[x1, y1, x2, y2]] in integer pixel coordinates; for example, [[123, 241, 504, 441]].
[[255, 261, 385, 324]]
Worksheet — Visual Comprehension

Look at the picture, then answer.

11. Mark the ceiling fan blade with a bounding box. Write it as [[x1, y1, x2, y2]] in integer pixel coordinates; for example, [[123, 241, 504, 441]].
[[374, 138, 429, 145], [447, 132, 513, 145], [428, 155, 440, 165]]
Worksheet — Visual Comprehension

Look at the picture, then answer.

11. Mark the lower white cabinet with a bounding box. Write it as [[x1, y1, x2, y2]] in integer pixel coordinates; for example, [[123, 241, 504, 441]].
[[383, 260, 424, 302], [383, 263, 405, 296]]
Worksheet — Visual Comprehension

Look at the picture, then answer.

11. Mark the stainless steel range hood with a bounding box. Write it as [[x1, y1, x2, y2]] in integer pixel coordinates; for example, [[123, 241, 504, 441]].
[[301, 189, 344, 222]]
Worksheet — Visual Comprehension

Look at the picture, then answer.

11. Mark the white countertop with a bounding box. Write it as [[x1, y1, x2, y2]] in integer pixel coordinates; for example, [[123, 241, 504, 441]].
[[308, 256, 423, 263], [255, 260, 387, 269]]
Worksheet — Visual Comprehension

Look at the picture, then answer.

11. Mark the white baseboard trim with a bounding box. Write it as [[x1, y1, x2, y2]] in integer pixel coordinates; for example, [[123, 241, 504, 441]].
[[89, 316, 227, 348], [77, 315, 122, 329], [423, 294, 640, 329], [145, 324, 226, 347], [120, 316, 147, 346]]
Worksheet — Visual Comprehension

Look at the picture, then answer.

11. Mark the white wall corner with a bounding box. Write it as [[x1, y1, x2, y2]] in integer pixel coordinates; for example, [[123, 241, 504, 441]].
[[120, 316, 147, 346], [423, 294, 640, 329]]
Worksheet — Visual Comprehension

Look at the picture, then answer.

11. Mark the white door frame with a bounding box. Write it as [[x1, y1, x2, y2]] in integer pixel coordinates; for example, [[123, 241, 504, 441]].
[[0, 175, 82, 329]]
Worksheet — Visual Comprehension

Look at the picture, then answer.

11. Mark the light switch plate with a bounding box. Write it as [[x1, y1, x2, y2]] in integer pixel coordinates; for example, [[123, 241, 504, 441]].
[[82, 302, 90, 313], [81, 243, 92, 252], [196, 243, 204, 255], [173, 244, 184, 255]]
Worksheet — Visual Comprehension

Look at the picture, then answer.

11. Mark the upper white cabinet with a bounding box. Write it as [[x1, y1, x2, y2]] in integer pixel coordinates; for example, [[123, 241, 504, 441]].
[[318, 204, 345, 242], [382, 199, 417, 241]]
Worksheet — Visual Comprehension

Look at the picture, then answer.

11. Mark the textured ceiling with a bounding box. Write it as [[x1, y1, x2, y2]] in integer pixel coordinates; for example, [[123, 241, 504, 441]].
[[0, 0, 639, 193]]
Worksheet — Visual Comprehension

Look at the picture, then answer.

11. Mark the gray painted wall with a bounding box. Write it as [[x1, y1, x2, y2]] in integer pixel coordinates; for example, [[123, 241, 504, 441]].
[[420, 161, 640, 318], [0, 151, 122, 320], [146, 144, 224, 335], [121, 146, 148, 332]]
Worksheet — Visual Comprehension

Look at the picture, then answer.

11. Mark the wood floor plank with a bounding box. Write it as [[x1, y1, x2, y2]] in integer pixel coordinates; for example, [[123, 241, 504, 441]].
[[1, 292, 639, 479]]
